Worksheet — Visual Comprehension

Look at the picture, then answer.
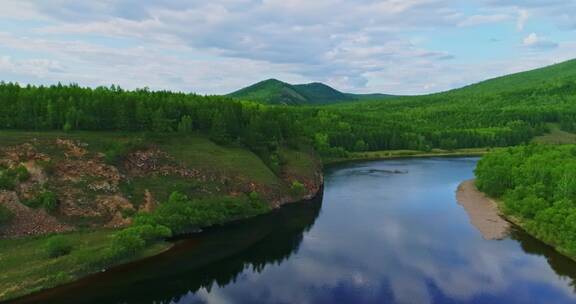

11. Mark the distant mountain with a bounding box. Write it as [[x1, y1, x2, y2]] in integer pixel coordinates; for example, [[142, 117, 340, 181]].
[[228, 79, 394, 105]]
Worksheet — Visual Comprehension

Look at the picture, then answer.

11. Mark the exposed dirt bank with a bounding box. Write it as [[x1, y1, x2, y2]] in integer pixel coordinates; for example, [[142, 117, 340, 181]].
[[456, 179, 510, 240], [0, 191, 73, 238]]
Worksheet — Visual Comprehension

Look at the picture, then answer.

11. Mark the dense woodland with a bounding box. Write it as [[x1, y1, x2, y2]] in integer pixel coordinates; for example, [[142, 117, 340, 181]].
[[1, 60, 576, 161], [475, 145, 576, 256]]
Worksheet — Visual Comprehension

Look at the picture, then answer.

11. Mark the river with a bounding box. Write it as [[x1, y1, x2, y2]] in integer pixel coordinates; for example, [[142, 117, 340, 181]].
[[12, 157, 576, 304]]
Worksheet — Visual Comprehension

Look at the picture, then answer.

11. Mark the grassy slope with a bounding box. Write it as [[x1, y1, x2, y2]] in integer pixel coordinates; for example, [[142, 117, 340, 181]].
[[0, 130, 320, 302], [533, 124, 576, 144], [324, 148, 492, 165], [0, 230, 170, 301], [452, 59, 576, 94]]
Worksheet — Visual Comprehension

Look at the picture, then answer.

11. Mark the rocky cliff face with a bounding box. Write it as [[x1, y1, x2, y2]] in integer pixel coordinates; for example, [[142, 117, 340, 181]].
[[0, 135, 324, 238]]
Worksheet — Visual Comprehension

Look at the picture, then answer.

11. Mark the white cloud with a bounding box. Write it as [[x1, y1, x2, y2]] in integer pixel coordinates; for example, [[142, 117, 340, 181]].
[[517, 9, 530, 30], [0, 0, 574, 94], [523, 32, 558, 49], [458, 14, 510, 27]]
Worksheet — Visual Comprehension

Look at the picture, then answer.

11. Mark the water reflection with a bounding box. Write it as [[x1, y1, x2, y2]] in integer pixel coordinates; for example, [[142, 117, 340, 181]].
[[12, 158, 576, 304], [10, 196, 322, 304]]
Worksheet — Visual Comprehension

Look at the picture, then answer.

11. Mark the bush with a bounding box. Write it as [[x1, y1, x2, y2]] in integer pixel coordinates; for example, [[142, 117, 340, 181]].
[[0, 175, 15, 191], [23, 191, 59, 212], [103, 139, 146, 165], [37, 160, 56, 176], [0, 205, 14, 225], [15, 165, 30, 182], [290, 180, 306, 197], [45, 235, 73, 258], [134, 192, 270, 234], [110, 229, 146, 258]]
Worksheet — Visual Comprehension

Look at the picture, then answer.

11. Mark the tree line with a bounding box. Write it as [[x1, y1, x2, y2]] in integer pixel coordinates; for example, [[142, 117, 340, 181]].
[[475, 145, 576, 256], [0, 81, 575, 159]]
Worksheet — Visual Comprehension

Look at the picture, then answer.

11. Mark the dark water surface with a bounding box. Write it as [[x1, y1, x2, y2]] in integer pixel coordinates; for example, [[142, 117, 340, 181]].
[[13, 158, 576, 304]]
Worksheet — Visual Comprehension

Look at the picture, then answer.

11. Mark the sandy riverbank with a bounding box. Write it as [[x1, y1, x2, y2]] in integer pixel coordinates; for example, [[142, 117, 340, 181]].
[[456, 179, 510, 240]]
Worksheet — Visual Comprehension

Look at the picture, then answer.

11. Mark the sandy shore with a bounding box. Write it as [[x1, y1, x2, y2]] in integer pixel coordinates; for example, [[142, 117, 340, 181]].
[[456, 180, 510, 240]]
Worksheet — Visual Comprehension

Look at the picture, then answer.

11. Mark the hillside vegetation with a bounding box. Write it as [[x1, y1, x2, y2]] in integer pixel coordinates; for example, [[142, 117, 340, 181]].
[[1, 56, 576, 301], [475, 145, 576, 259], [0, 130, 321, 301], [228, 79, 393, 105], [3, 56, 576, 164]]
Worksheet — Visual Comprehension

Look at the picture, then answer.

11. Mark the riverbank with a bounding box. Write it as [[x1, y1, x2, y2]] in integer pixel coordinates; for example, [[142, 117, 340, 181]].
[[0, 230, 173, 301], [457, 179, 576, 264], [0, 131, 324, 302], [324, 147, 492, 165], [456, 180, 510, 240]]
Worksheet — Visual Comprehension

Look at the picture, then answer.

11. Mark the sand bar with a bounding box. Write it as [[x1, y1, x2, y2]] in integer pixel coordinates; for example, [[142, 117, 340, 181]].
[[456, 179, 510, 240]]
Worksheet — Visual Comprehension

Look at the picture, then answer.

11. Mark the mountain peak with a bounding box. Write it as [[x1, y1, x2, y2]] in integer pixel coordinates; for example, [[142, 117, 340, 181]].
[[229, 80, 394, 105]]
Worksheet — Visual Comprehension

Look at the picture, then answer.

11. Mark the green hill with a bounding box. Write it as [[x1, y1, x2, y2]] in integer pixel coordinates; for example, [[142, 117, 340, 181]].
[[449, 58, 576, 95], [228, 79, 308, 105], [292, 82, 354, 104], [228, 79, 394, 105]]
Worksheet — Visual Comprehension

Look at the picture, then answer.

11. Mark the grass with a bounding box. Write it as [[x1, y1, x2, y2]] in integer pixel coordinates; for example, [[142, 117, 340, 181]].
[[532, 124, 576, 144], [280, 148, 319, 179], [158, 135, 282, 188], [0, 130, 319, 301], [0, 230, 170, 301], [0, 130, 139, 150], [122, 175, 206, 205], [324, 147, 493, 164]]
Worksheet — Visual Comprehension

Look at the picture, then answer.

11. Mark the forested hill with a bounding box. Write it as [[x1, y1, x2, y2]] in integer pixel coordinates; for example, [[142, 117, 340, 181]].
[[448, 59, 576, 95], [227, 79, 394, 105], [0, 58, 575, 161]]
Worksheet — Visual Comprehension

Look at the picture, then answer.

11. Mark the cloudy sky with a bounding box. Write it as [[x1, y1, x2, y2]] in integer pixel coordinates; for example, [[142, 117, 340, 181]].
[[1, 0, 575, 95]]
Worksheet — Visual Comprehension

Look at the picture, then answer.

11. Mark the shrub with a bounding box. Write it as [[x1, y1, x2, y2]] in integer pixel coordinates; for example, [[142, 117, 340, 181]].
[[15, 165, 30, 182], [45, 235, 73, 258], [37, 160, 56, 176], [120, 224, 172, 245], [0, 205, 14, 225], [248, 191, 262, 202], [110, 229, 146, 258], [104, 139, 146, 165], [133, 192, 270, 234], [290, 180, 306, 197], [0, 175, 15, 191], [23, 191, 59, 212]]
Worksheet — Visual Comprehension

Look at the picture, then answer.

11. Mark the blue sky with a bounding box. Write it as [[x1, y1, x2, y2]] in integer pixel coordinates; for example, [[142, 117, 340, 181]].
[[0, 0, 575, 95]]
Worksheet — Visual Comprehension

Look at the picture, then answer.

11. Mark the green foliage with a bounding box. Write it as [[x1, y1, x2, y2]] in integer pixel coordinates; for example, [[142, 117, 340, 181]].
[[475, 145, 576, 256], [37, 160, 56, 176], [229, 79, 308, 105], [23, 191, 59, 212], [0, 165, 29, 190], [134, 192, 270, 234], [0, 205, 14, 225], [177, 115, 193, 133], [103, 191, 270, 262], [228, 79, 394, 105], [209, 112, 231, 145], [103, 138, 146, 165], [44, 235, 73, 258], [0, 58, 575, 161], [0, 174, 15, 190], [15, 165, 30, 182], [290, 180, 307, 197]]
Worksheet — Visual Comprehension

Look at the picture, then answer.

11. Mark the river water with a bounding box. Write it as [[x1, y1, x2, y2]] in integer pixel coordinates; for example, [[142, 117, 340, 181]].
[[13, 158, 576, 304]]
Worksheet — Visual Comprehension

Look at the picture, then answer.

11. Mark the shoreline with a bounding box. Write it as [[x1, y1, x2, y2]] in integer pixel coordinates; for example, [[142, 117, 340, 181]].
[[3, 185, 325, 303], [324, 148, 491, 166], [457, 179, 576, 264], [456, 179, 510, 240]]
